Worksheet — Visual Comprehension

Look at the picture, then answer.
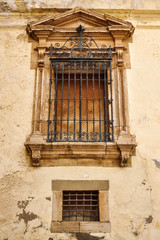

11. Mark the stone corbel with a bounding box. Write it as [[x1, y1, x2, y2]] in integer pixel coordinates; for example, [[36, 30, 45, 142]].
[[31, 145, 42, 167], [25, 144, 43, 166], [117, 131, 137, 167], [25, 132, 45, 166]]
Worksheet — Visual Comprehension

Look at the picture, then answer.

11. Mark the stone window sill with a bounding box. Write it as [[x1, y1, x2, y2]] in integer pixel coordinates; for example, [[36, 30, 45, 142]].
[[25, 131, 137, 167], [51, 221, 111, 233]]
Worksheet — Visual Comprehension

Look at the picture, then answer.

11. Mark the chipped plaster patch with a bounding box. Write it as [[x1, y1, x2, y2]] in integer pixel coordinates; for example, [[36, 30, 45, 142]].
[[17, 210, 38, 225], [17, 200, 30, 209], [133, 231, 139, 236], [46, 197, 51, 201], [152, 159, 160, 168], [145, 215, 153, 224], [82, 173, 89, 178], [16, 198, 40, 233], [130, 215, 153, 237]]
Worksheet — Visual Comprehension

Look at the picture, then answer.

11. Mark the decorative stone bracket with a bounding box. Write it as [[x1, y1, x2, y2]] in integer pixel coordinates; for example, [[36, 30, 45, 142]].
[[25, 132, 44, 167], [37, 47, 46, 68], [117, 131, 137, 167]]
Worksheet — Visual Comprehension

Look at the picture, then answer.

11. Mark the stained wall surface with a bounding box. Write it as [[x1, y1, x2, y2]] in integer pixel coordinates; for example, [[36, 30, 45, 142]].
[[1, 0, 160, 11], [0, 2, 160, 240]]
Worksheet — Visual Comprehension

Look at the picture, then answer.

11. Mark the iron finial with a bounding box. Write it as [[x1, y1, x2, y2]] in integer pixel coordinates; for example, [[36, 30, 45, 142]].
[[76, 25, 85, 34]]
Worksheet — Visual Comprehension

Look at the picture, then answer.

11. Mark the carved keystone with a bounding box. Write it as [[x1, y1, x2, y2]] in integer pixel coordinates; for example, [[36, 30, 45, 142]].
[[117, 131, 137, 167]]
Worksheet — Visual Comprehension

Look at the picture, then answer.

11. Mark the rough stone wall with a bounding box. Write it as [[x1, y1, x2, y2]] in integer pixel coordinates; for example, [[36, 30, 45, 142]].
[[0, 3, 160, 240]]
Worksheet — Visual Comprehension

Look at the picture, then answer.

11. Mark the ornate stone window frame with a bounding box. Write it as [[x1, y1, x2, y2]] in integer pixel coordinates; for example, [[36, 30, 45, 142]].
[[25, 8, 137, 167], [51, 180, 110, 233]]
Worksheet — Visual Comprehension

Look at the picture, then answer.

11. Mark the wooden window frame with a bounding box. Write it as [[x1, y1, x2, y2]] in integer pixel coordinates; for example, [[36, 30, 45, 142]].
[[51, 180, 110, 233]]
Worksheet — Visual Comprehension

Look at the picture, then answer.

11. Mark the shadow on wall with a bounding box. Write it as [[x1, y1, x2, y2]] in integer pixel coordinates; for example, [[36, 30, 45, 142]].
[[49, 233, 105, 240]]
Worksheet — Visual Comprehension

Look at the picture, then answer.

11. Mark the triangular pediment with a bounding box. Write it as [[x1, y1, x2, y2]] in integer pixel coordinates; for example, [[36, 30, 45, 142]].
[[27, 8, 134, 41], [28, 7, 133, 28]]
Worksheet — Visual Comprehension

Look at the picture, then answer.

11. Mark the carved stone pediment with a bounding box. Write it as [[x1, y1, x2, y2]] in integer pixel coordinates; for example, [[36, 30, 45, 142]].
[[27, 7, 134, 41]]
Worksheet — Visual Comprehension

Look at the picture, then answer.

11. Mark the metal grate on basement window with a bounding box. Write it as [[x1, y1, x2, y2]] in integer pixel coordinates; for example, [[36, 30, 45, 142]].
[[62, 191, 99, 221]]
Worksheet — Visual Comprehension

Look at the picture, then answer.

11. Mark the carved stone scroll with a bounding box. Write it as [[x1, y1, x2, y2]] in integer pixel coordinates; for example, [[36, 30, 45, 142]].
[[38, 47, 46, 68], [117, 49, 124, 67]]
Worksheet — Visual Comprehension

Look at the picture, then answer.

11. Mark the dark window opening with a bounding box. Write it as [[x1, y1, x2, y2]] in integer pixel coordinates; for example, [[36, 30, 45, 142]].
[[62, 190, 99, 222]]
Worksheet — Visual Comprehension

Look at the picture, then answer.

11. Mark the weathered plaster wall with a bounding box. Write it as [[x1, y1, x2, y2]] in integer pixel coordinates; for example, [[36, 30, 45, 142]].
[[1, 0, 160, 12], [0, 6, 160, 240]]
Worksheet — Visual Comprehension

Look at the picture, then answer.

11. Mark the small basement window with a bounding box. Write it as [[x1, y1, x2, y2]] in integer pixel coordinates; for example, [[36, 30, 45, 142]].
[[63, 191, 99, 221], [51, 180, 110, 233]]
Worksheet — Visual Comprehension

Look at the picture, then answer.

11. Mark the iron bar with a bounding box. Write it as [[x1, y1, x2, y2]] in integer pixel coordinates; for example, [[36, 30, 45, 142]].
[[110, 60, 114, 141], [86, 61, 89, 140], [67, 63, 71, 138], [79, 61, 82, 140], [51, 58, 111, 62], [53, 63, 58, 141], [83, 192, 85, 221], [47, 61, 52, 141], [103, 61, 108, 141], [90, 192, 92, 220], [60, 63, 64, 140], [69, 191, 71, 220], [92, 62, 95, 140], [74, 61, 76, 141], [98, 62, 101, 141], [53, 98, 105, 101], [76, 192, 77, 221], [51, 119, 105, 122]]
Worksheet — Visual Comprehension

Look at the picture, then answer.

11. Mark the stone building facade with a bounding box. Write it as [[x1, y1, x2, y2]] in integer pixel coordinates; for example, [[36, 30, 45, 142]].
[[0, 1, 160, 240]]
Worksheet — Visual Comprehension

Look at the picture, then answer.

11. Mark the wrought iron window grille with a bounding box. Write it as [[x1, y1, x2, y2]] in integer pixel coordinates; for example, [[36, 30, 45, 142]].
[[63, 191, 99, 222], [47, 25, 114, 142]]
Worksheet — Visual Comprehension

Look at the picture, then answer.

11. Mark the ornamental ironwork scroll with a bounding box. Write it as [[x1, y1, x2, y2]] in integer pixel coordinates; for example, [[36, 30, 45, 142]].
[[49, 25, 112, 59]]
